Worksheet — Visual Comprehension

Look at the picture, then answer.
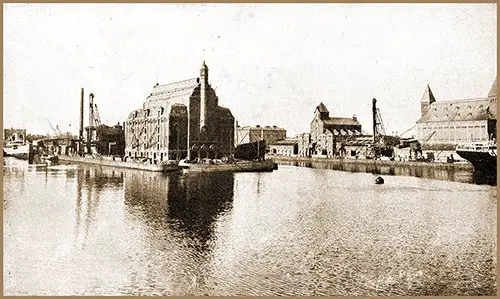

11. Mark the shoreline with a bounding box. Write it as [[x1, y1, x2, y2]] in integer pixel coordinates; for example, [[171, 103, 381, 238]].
[[269, 155, 474, 170]]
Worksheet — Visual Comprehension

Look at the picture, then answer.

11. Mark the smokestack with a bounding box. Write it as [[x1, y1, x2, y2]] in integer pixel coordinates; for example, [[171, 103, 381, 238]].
[[89, 93, 95, 127], [79, 88, 84, 140]]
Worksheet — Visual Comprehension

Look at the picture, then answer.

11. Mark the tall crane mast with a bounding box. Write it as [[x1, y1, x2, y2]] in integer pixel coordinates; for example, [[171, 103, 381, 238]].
[[94, 104, 102, 127]]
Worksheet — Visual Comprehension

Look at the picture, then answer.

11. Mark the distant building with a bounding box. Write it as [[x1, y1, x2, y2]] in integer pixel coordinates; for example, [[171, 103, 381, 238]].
[[269, 138, 298, 156], [298, 103, 362, 157], [416, 77, 497, 147], [3, 128, 26, 144], [235, 125, 286, 149], [124, 62, 235, 163]]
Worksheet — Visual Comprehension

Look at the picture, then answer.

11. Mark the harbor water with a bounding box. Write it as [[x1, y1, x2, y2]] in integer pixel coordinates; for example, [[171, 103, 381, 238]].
[[3, 157, 497, 296]]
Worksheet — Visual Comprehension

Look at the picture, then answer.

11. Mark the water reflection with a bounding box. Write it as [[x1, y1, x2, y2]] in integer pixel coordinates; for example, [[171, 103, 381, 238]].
[[282, 160, 495, 185], [3, 159, 496, 296], [123, 171, 234, 250]]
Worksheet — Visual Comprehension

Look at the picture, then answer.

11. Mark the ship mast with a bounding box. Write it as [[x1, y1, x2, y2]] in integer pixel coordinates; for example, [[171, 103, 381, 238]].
[[372, 98, 378, 159]]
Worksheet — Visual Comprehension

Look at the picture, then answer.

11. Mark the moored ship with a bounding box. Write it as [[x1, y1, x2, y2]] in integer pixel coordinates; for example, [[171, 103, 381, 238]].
[[178, 158, 277, 172], [456, 140, 497, 175], [3, 141, 30, 160], [3, 129, 30, 160]]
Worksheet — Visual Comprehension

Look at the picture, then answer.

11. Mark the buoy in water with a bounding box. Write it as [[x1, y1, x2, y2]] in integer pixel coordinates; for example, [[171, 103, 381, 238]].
[[375, 176, 384, 185]]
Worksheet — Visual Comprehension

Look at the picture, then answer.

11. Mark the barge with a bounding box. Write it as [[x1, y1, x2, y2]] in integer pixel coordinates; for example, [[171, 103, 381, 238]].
[[58, 155, 180, 172], [178, 158, 278, 172]]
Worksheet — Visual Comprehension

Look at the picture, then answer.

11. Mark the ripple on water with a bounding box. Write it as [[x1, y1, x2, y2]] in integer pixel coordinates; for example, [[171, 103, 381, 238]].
[[2, 163, 496, 296]]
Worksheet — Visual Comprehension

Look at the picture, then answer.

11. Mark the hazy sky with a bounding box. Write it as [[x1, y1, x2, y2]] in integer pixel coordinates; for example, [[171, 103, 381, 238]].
[[4, 3, 497, 137]]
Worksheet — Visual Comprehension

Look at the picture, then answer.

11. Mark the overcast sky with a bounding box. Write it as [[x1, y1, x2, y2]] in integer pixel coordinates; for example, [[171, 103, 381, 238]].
[[4, 3, 497, 137]]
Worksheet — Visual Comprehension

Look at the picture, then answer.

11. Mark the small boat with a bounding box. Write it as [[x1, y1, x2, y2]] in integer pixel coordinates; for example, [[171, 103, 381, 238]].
[[178, 158, 277, 173], [3, 141, 30, 160]]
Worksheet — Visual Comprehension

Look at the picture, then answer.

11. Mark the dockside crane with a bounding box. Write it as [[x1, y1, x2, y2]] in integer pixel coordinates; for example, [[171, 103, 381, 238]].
[[414, 130, 436, 161], [94, 104, 102, 127]]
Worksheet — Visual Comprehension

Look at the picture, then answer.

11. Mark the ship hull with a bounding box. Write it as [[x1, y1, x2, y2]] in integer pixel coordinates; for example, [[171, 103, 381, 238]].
[[3, 144, 30, 160], [179, 159, 278, 173], [58, 155, 180, 172], [456, 150, 497, 175]]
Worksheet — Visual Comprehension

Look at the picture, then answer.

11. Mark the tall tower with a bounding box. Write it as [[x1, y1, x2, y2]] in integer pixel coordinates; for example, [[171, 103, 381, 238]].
[[420, 84, 436, 117], [200, 61, 208, 130]]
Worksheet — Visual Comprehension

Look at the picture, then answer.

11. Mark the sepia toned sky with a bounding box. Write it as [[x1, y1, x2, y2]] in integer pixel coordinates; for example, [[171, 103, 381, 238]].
[[3, 3, 497, 137]]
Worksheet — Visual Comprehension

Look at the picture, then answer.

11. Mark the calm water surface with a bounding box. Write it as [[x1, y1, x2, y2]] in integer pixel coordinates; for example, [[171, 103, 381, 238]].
[[3, 158, 497, 296]]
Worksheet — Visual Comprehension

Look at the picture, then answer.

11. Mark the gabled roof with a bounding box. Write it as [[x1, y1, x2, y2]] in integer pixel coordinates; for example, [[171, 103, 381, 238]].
[[144, 78, 199, 109], [421, 84, 436, 103], [316, 102, 329, 113], [416, 97, 495, 123]]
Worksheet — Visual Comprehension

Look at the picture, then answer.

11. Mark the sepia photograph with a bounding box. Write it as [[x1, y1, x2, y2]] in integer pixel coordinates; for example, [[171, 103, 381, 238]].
[[3, 3, 497, 296]]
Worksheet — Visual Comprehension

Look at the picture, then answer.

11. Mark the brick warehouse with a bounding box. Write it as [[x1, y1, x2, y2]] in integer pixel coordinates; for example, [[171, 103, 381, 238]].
[[298, 102, 362, 157], [124, 62, 235, 163]]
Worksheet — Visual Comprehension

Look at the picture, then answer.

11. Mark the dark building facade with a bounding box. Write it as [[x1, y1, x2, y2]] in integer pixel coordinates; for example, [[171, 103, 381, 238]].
[[124, 62, 235, 163]]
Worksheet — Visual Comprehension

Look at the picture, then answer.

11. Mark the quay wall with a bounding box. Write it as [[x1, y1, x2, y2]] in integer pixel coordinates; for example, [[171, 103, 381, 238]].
[[269, 155, 474, 170], [58, 155, 165, 172]]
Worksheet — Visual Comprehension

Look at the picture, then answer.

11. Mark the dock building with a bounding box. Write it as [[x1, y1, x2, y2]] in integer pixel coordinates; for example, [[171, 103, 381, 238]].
[[269, 138, 299, 156], [3, 128, 27, 144], [124, 62, 235, 163], [235, 125, 286, 150], [297, 103, 362, 157], [416, 77, 497, 147]]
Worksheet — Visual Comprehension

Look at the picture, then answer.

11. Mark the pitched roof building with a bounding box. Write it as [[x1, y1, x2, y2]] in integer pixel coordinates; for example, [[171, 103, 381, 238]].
[[124, 62, 235, 163], [416, 76, 497, 146], [298, 102, 362, 157]]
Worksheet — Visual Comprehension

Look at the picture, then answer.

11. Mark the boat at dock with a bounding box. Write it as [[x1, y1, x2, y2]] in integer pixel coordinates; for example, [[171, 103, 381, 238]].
[[58, 155, 180, 172], [456, 140, 497, 174], [178, 158, 278, 172], [3, 141, 30, 160]]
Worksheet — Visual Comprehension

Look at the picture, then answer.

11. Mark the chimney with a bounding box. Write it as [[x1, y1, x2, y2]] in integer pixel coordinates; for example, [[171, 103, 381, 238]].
[[89, 93, 95, 127], [79, 88, 84, 140]]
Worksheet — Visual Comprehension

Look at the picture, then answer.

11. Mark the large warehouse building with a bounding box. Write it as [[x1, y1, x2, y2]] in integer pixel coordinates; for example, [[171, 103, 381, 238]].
[[124, 62, 235, 163], [416, 77, 497, 147]]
